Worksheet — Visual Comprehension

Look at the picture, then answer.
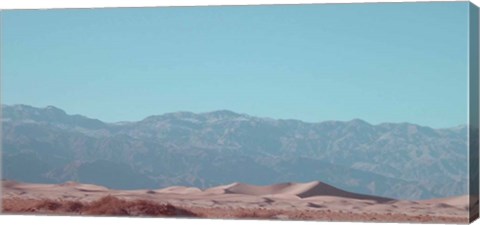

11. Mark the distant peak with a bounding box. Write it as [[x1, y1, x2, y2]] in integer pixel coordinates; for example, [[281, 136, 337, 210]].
[[347, 118, 371, 126], [166, 111, 197, 117], [45, 105, 63, 111], [6, 104, 66, 114], [204, 110, 240, 117], [142, 111, 197, 122], [43, 105, 67, 115]]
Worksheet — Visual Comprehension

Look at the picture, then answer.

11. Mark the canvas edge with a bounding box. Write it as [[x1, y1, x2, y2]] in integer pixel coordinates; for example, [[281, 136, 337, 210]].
[[468, 1, 480, 224]]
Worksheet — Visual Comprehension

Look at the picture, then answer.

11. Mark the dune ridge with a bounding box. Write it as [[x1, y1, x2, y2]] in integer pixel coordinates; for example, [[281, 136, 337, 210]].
[[156, 186, 202, 194], [222, 181, 393, 203]]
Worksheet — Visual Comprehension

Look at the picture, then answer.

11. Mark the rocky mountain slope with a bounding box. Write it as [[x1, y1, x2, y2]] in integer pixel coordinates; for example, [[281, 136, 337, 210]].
[[1, 104, 468, 199]]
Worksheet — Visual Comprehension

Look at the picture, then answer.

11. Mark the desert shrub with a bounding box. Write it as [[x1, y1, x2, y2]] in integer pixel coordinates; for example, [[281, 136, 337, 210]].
[[36, 200, 62, 211], [83, 195, 129, 215], [64, 201, 85, 212], [83, 196, 197, 217], [4, 196, 197, 217]]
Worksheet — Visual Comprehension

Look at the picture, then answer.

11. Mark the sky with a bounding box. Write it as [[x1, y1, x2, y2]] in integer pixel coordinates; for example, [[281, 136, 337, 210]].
[[0, 2, 471, 128]]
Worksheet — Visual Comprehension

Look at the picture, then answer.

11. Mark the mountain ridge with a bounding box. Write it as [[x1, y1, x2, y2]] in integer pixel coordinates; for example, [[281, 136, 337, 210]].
[[2, 104, 465, 130], [1, 104, 469, 200]]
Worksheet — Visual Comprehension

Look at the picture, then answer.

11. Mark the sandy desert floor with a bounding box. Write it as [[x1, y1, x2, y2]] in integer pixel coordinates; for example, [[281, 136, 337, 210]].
[[1, 180, 472, 223]]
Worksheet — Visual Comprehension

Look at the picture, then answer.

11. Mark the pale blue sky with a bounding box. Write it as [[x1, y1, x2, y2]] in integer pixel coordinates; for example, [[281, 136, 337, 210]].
[[0, 2, 470, 128]]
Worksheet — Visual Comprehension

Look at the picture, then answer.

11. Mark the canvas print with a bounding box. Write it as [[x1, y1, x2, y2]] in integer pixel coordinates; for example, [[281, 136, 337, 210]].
[[0, 1, 479, 223]]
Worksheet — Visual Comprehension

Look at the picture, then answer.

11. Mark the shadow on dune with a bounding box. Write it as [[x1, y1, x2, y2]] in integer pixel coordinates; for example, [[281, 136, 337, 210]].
[[224, 181, 394, 203]]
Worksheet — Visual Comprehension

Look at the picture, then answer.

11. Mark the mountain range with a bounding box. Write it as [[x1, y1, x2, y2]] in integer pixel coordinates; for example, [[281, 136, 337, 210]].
[[1, 104, 468, 200]]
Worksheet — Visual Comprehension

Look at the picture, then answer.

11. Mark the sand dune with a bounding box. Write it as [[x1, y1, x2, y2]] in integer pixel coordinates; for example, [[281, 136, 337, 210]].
[[1, 180, 470, 223], [223, 181, 393, 203], [60, 181, 109, 192], [156, 186, 202, 194]]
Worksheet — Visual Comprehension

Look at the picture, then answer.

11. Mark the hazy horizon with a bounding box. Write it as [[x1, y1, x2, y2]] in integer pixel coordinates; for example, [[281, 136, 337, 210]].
[[1, 2, 470, 128]]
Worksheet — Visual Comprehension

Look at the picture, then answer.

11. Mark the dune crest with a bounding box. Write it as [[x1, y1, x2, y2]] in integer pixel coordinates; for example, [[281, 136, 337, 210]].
[[58, 181, 109, 192], [223, 181, 393, 203], [156, 186, 202, 194]]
